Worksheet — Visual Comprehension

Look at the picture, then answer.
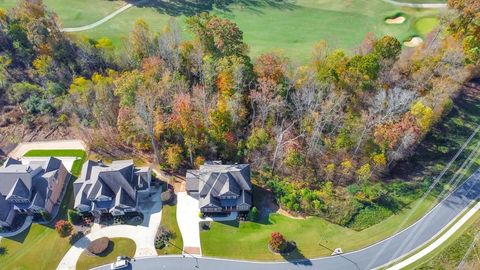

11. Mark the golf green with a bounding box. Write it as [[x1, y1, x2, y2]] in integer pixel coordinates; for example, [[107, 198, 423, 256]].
[[0, 0, 443, 60]]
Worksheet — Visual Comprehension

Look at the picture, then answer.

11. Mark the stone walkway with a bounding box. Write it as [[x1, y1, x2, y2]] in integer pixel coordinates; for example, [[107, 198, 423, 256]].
[[56, 189, 162, 270]]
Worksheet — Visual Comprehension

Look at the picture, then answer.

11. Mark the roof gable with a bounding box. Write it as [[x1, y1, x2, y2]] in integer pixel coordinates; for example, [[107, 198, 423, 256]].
[[6, 178, 30, 200]]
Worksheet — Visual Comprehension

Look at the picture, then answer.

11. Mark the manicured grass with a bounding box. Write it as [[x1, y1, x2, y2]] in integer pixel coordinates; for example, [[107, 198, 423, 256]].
[[0, 150, 86, 270], [201, 195, 436, 260], [0, 0, 124, 27], [24, 149, 87, 177], [0, 223, 73, 270], [82, 0, 441, 61], [157, 202, 183, 255], [413, 17, 440, 35], [0, 0, 441, 60], [394, 0, 446, 3], [76, 238, 136, 270], [201, 89, 480, 260], [412, 211, 480, 269]]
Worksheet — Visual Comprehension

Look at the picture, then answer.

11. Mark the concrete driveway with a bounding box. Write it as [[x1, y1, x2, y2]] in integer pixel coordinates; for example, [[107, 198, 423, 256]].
[[176, 192, 202, 255], [56, 188, 163, 270], [176, 192, 238, 256]]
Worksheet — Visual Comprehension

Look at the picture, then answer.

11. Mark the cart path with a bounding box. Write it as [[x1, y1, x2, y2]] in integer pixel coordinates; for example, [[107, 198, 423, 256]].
[[381, 0, 447, 9], [61, 0, 147, 32]]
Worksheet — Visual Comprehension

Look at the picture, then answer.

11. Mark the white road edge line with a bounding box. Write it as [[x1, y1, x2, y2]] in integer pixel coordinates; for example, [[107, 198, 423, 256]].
[[387, 200, 480, 270]]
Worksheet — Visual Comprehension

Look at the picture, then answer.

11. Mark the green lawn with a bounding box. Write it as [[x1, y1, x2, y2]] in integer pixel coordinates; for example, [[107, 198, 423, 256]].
[[157, 202, 184, 255], [0, 0, 442, 60], [394, 0, 446, 3], [0, 149, 86, 270], [76, 238, 136, 270], [201, 87, 480, 260], [201, 195, 436, 260], [412, 212, 480, 269], [414, 17, 440, 36], [0, 0, 124, 27]]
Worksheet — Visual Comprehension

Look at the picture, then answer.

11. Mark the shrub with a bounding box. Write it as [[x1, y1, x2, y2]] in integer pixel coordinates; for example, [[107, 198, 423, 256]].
[[247, 206, 259, 222], [155, 226, 172, 249], [40, 210, 51, 222], [55, 220, 73, 237], [269, 232, 288, 253], [161, 190, 173, 204], [348, 205, 393, 231], [198, 212, 204, 219], [67, 209, 81, 224], [0, 246, 6, 256], [87, 237, 110, 255]]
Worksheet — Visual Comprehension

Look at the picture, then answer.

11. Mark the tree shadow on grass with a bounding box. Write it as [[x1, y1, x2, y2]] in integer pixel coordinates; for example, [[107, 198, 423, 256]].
[[213, 220, 241, 228], [130, 0, 298, 17], [95, 241, 116, 258], [280, 247, 312, 266], [388, 85, 480, 184]]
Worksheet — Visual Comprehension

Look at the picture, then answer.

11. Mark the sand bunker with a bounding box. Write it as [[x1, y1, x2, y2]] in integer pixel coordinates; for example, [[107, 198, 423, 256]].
[[385, 16, 406, 24], [404, 36, 423, 47]]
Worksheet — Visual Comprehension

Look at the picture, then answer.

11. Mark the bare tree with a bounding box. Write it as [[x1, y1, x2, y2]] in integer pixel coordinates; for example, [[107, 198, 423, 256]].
[[250, 79, 284, 128], [158, 18, 182, 72], [135, 70, 171, 165]]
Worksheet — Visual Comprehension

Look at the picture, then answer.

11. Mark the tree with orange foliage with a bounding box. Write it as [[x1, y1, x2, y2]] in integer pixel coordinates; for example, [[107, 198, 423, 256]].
[[171, 93, 204, 166]]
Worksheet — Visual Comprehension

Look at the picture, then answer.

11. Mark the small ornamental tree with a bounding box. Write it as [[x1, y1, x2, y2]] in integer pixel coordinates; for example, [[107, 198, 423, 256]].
[[55, 220, 73, 237], [247, 206, 259, 222], [40, 210, 51, 222], [269, 232, 287, 253], [67, 209, 81, 224]]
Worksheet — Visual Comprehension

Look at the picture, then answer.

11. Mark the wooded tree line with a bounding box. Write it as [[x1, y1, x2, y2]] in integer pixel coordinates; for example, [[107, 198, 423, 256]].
[[0, 0, 478, 226]]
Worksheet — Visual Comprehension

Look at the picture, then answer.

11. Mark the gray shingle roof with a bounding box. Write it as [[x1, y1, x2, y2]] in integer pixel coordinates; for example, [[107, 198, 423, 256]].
[[186, 170, 200, 192], [0, 157, 66, 223], [187, 163, 252, 211], [3, 157, 21, 167], [6, 178, 30, 200], [0, 195, 13, 222], [73, 160, 150, 213]]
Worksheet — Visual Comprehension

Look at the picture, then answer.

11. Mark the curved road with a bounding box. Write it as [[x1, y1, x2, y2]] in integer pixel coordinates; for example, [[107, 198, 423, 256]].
[[94, 170, 480, 270]]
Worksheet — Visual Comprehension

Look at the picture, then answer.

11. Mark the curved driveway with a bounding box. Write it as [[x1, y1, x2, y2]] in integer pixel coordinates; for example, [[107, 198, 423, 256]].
[[95, 170, 480, 270], [57, 190, 162, 270]]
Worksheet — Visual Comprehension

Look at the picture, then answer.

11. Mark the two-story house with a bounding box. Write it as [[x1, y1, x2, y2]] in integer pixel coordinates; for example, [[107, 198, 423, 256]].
[[73, 160, 151, 216], [0, 157, 69, 228], [186, 162, 252, 214]]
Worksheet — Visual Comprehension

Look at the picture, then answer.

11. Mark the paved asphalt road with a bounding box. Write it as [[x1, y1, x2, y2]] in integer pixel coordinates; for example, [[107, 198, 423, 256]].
[[97, 171, 480, 270]]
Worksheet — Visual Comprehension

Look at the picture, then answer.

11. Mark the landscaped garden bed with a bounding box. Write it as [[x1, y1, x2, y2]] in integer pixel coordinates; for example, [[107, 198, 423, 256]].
[[76, 237, 135, 270]]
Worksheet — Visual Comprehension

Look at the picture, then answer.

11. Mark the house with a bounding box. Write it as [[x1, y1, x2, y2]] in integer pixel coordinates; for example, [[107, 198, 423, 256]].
[[73, 160, 151, 216], [0, 157, 70, 228], [186, 161, 252, 214]]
